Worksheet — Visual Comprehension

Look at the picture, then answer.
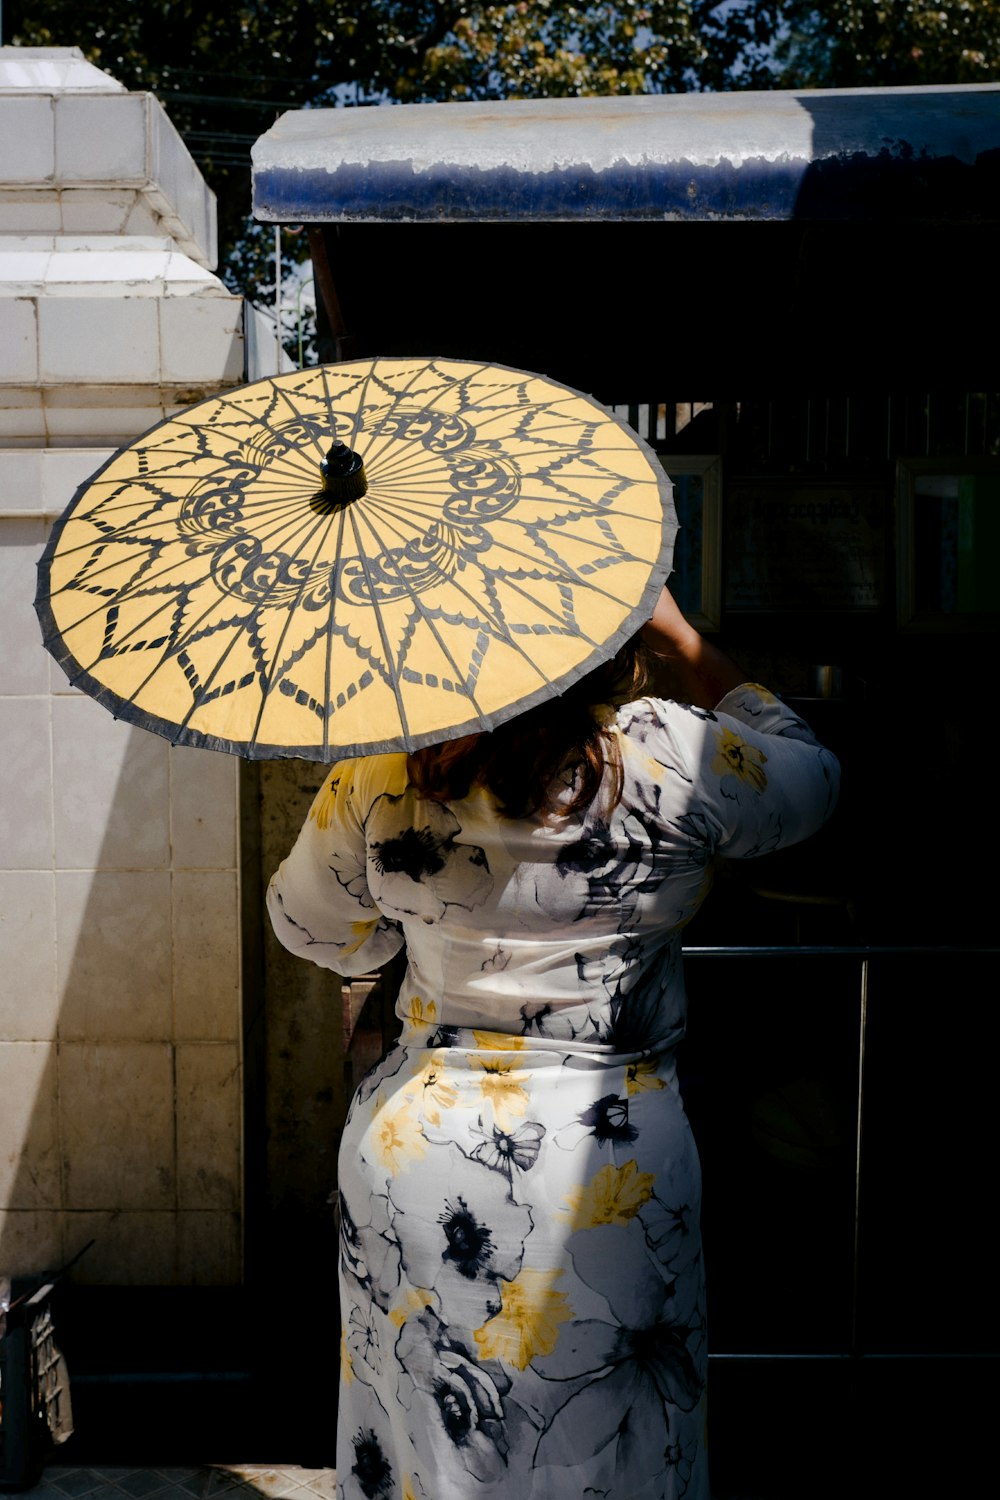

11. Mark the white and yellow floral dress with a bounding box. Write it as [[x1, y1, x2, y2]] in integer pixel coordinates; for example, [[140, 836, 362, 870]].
[[267, 685, 839, 1500]]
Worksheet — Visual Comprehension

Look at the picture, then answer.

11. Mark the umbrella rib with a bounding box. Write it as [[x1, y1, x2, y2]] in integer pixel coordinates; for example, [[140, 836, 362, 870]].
[[72, 587, 248, 732], [164, 420, 324, 483], [359, 491, 662, 611], [160, 507, 345, 743], [48, 474, 671, 681], [349, 505, 498, 734], [227, 381, 332, 483], [349, 498, 607, 659], [180, 374, 318, 433], [167, 391, 328, 484], [345, 505, 413, 744], [318, 360, 338, 448], [357, 356, 504, 473], [42, 496, 344, 713], [343, 361, 380, 454], [241, 511, 343, 755], [347, 356, 442, 472], [38, 357, 676, 759], [264, 377, 341, 453], [42, 556, 220, 650], [324, 357, 453, 456], [424, 389, 605, 434], [44, 483, 326, 567], [41, 494, 333, 646], [368, 478, 665, 527], [359, 376, 605, 473], [320, 500, 348, 761], [363, 441, 663, 499], [364, 449, 664, 498], [321, 359, 657, 524]]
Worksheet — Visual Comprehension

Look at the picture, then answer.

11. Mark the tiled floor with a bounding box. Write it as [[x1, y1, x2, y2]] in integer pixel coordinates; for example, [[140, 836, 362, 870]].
[[24, 1467, 339, 1500]]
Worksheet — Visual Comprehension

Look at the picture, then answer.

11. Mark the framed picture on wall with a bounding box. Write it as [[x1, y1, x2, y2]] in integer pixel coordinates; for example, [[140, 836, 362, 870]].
[[659, 455, 722, 630], [724, 477, 886, 613], [896, 457, 1000, 630]]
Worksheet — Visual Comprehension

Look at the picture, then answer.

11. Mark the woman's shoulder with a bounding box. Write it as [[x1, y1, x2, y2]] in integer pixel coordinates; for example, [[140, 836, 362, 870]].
[[611, 693, 720, 738], [324, 751, 410, 812], [612, 684, 806, 740]]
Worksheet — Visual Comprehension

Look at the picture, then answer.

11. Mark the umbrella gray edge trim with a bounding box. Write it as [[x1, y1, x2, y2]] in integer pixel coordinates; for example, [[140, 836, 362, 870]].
[[33, 356, 679, 762]]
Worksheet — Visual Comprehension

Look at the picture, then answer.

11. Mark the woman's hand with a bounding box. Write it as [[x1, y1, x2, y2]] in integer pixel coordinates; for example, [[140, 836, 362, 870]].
[[640, 585, 747, 709]]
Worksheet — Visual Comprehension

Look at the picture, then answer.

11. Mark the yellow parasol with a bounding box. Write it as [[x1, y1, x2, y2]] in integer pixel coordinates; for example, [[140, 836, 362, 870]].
[[35, 357, 675, 760]]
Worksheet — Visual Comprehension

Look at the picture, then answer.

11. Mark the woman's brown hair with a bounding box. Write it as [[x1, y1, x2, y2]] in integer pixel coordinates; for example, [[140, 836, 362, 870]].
[[407, 637, 652, 820]]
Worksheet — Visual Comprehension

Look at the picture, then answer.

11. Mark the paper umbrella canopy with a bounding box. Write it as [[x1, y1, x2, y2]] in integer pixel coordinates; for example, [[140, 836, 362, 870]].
[[35, 357, 676, 761]]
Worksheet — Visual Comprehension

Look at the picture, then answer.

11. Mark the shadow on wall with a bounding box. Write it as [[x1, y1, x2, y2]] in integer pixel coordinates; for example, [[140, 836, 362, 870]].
[[0, 466, 353, 1468], [0, 671, 244, 1288], [0, 522, 346, 1297], [253, 752, 348, 1289]]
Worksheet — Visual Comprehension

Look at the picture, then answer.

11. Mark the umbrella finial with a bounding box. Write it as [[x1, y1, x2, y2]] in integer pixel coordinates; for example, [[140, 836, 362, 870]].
[[315, 440, 368, 511]]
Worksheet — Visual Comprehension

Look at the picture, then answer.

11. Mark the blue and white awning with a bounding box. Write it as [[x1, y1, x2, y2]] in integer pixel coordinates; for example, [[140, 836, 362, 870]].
[[252, 84, 1000, 224]]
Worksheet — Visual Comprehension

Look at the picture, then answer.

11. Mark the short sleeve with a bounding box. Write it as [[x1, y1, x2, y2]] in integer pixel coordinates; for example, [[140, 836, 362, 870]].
[[266, 759, 406, 976], [621, 684, 840, 861], [694, 683, 840, 858]]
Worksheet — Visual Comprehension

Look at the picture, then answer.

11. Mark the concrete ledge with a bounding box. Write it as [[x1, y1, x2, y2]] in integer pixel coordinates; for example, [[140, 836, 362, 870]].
[[0, 236, 234, 297]]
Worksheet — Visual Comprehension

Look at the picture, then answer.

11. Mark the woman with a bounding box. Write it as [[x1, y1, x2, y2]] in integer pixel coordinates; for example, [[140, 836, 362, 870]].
[[267, 586, 840, 1500]]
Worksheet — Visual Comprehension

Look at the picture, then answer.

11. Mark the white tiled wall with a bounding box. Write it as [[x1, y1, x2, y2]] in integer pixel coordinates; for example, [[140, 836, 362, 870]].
[[37, 297, 160, 383], [0, 60, 217, 268], [0, 238, 246, 443], [159, 296, 245, 383], [0, 95, 55, 182], [0, 297, 37, 382], [56, 94, 149, 183], [0, 51, 251, 1286], [0, 448, 243, 1285]]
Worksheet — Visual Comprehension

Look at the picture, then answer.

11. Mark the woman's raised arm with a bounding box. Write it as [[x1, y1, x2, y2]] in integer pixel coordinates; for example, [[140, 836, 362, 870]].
[[640, 584, 746, 709]]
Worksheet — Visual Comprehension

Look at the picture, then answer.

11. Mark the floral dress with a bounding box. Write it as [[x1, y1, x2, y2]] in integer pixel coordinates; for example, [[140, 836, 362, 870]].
[[267, 685, 840, 1500]]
